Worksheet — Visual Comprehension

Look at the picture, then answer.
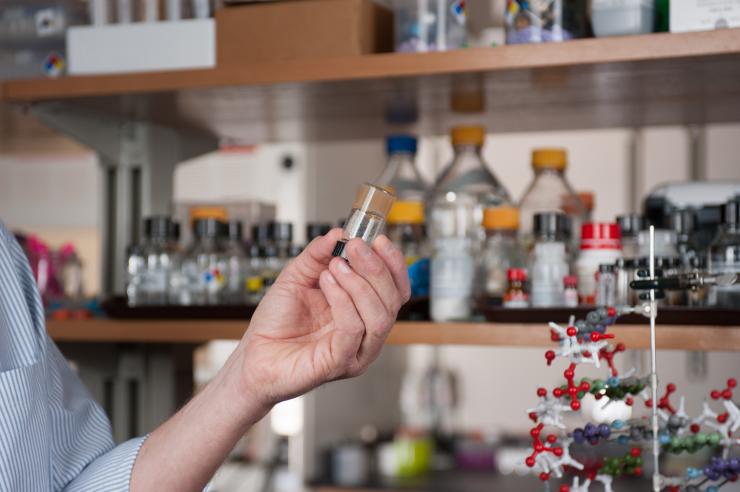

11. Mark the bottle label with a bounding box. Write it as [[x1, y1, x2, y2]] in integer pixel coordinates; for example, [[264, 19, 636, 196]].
[[246, 276, 264, 293], [503, 292, 528, 308], [202, 267, 225, 294], [431, 239, 473, 299]]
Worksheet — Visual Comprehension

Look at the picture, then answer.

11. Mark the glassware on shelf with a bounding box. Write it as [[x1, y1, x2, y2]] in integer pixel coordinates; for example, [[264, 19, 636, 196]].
[[596, 263, 616, 307], [429, 126, 511, 321], [394, 0, 467, 53], [245, 242, 265, 305], [576, 222, 622, 305], [505, 0, 589, 44], [480, 206, 525, 300], [59, 243, 83, 302], [503, 268, 529, 308], [224, 221, 247, 304], [180, 218, 227, 305], [708, 196, 740, 308], [529, 212, 569, 307], [376, 134, 427, 203], [142, 216, 176, 305], [617, 213, 644, 259], [518, 148, 585, 251], [563, 275, 579, 307], [387, 200, 429, 298]]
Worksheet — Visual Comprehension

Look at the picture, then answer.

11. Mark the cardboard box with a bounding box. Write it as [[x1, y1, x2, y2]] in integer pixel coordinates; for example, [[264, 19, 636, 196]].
[[216, 0, 393, 65], [670, 1, 740, 33]]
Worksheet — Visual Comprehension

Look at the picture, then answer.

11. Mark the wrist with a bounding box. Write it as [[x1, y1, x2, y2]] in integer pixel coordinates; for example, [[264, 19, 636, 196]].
[[211, 348, 272, 428]]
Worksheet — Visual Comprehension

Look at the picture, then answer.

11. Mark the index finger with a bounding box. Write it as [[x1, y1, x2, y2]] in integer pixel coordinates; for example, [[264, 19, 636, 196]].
[[280, 228, 344, 287], [371, 235, 411, 304]]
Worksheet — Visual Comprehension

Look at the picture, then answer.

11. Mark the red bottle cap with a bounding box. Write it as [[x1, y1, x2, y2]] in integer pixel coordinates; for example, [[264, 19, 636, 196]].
[[507, 268, 528, 281], [563, 275, 578, 288], [580, 222, 621, 250]]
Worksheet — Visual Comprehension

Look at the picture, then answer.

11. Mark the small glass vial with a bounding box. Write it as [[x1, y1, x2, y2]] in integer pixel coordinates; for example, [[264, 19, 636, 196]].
[[563, 275, 578, 307], [596, 263, 616, 307], [617, 214, 643, 259], [126, 243, 146, 307], [614, 258, 633, 307], [530, 212, 569, 307], [245, 243, 265, 305], [261, 245, 282, 291], [142, 216, 175, 305], [333, 183, 396, 259], [686, 256, 708, 307], [386, 200, 429, 298], [503, 268, 529, 308], [224, 221, 247, 304], [480, 206, 525, 300]]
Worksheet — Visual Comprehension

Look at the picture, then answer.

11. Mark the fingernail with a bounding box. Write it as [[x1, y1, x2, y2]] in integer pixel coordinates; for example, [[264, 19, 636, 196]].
[[336, 259, 352, 274], [323, 270, 337, 284]]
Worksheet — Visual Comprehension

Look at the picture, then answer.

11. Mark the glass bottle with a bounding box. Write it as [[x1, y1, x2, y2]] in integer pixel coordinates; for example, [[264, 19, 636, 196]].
[[480, 206, 525, 300], [529, 212, 570, 307], [376, 134, 426, 203], [261, 245, 282, 292], [518, 148, 585, 251], [190, 218, 227, 305], [563, 275, 579, 307], [617, 214, 644, 260], [387, 201, 429, 298], [59, 243, 84, 302], [167, 222, 186, 305], [686, 256, 708, 307], [142, 216, 174, 305], [126, 241, 146, 307], [596, 263, 616, 307], [224, 221, 247, 304], [429, 126, 511, 321], [269, 221, 293, 270], [708, 196, 740, 308], [245, 243, 265, 305]]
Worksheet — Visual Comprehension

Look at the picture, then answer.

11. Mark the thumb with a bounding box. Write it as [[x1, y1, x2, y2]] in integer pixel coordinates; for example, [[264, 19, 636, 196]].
[[278, 228, 345, 288]]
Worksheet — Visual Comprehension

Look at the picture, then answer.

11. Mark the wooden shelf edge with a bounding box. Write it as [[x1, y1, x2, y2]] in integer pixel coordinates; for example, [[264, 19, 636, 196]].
[[46, 319, 740, 351], [4, 29, 740, 103]]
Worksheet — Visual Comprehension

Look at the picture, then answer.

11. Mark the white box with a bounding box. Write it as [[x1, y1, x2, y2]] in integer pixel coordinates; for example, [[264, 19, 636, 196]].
[[670, 0, 740, 33], [67, 19, 215, 75]]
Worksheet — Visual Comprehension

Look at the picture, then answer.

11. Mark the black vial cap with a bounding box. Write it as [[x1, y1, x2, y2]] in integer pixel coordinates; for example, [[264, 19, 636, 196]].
[[533, 212, 569, 241], [306, 223, 332, 242], [252, 223, 271, 245], [227, 221, 243, 242], [268, 221, 293, 242], [145, 216, 172, 240], [170, 221, 181, 241], [194, 218, 225, 239], [617, 214, 644, 238], [599, 263, 615, 273]]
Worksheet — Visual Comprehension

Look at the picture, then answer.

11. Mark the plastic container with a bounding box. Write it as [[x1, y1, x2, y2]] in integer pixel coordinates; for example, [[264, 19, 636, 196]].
[[529, 212, 569, 307], [708, 197, 740, 308], [480, 206, 525, 299], [429, 126, 511, 321], [387, 201, 429, 298], [376, 135, 427, 203], [591, 0, 654, 37], [394, 0, 466, 52], [576, 223, 622, 305], [518, 148, 585, 251], [505, 0, 589, 44]]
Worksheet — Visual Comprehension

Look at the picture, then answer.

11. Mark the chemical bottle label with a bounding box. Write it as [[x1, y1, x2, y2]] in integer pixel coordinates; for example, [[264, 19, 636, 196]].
[[431, 239, 473, 299]]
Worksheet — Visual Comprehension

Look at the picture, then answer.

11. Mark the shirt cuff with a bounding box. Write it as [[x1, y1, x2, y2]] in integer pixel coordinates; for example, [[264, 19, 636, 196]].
[[63, 436, 148, 492]]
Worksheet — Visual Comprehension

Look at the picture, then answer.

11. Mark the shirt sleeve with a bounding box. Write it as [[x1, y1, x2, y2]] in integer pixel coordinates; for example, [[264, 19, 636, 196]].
[[62, 436, 147, 492]]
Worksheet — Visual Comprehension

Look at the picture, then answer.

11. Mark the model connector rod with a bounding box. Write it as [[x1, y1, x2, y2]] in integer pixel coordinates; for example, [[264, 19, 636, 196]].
[[631, 272, 737, 293], [332, 183, 396, 259]]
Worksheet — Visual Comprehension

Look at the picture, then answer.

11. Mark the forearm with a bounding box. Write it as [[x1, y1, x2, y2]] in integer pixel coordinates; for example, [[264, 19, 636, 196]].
[[130, 348, 269, 492]]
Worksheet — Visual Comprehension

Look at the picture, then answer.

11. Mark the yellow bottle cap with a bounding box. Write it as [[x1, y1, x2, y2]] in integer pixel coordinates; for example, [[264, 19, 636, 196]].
[[387, 200, 425, 225], [532, 148, 567, 171], [190, 206, 228, 223], [451, 126, 485, 146], [482, 206, 519, 230]]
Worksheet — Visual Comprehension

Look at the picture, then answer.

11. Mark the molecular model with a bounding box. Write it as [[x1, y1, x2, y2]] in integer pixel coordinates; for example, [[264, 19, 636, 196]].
[[524, 306, 739, 492]]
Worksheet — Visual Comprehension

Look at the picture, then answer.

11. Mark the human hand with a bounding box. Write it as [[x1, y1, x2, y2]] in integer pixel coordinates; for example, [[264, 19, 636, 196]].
[[234, 228, 410, 410]]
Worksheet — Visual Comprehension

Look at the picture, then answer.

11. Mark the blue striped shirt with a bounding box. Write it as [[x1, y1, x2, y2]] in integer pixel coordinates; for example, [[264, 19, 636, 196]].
[[0, 223, 145, 490]]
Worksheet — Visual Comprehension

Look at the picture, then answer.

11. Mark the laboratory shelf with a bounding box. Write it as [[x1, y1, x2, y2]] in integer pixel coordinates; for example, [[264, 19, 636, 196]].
[[3, 29, 740, 139], [46, 319, 740, 351]]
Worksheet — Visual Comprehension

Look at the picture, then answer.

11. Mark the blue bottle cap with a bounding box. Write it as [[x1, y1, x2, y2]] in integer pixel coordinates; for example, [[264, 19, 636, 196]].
[[386, 135, 417, 155]]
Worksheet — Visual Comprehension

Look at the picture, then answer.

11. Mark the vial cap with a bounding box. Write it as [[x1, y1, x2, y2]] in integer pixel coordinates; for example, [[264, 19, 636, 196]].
[[533, 212, 569, 240], [386, 135, 417, 155], [351, 183, 396, 219], [599, 263, 615, 273], [190, 206, 228, 223], [722, 195, 740, 226], [507, 268, 528, 281], [451, 126, 485, 146], [387, 200, 425, 225], [532, 148, 567, 171], [617, 214, 644, 237], [563, 275, 578, 288], [581, 222, 621, 250], [194, 218, 226, 239], [170, 221, 181, 241], [483, 206, 519, 230], [227, 221, 243, 241], [268, 221, 293, 242], [144, 216, 172, 240], [306, 223, 332, 241]]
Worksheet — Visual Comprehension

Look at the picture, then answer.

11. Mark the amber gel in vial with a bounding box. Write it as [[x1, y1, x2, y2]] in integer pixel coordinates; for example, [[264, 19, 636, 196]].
[[332, 183, 396, 259]]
